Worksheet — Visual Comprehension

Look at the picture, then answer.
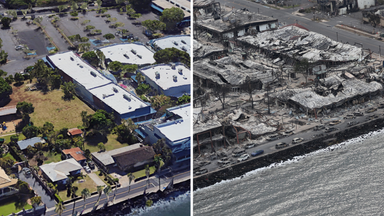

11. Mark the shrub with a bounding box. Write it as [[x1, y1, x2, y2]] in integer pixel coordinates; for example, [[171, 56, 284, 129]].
[[70, 11, 78, 16]]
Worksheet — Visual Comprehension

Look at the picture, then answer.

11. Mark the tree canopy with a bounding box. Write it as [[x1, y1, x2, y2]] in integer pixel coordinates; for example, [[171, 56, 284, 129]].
[[22, 125, 40, 138], [108, 61, 123, 72], [128, 0, 151, 11], [82, 51, 99, 67], [160, 7, 184, 31], [0, 77, 12, 103], [141, 20, 166, 32], [154, 48, 190, 67], [16, 101, 34, 115], [1, 17, 12, 29]]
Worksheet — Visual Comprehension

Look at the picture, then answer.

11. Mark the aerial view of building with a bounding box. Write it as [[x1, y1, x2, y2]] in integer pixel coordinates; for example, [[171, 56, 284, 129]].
[[0, 0, 191, 214]]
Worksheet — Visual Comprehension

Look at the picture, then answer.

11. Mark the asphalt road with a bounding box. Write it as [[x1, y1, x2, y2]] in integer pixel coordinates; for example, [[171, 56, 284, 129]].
[[45, 169, 190, 216], [197, 107, 384, 174], [216, 0, 384, 54]]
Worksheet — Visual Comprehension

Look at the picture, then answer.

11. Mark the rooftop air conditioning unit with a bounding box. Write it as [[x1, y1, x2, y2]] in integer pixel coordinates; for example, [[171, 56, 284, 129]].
[[137, 55, 142, 59], [182, 46, 187, 51], [173, 41, 178, 46], [173, 75, 177, 82], [155, 71, 160, 79], [181, 40, 186, 44], [90, 71, 97, 77], [113, 87, 118, 93], [171, 64, 176, 70], [131, 49, 137, 54], [123, 94, 131, 101], [178, 68, 183, 75], [124, 54, 129, 59]]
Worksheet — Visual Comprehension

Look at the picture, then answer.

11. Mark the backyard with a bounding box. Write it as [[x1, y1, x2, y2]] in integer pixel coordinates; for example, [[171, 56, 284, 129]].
[[84, 133, 129, 153], [58, 175, 97, 202], [132, 166, 156, 179], [0, 195, 32, 216], [9, 81, 95, 129]]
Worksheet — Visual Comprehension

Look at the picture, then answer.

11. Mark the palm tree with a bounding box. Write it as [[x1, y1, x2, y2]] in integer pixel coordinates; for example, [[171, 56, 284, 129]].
[[71, 186, 78, 216], [96, 50, 105, 69], [136, 72, 145, 84], [103, 185, 112, 204], [155, 157, 164, 191], [127, 173, 135, 194], [145, 165, 150, 187], [81, 188, 91, 210], [112, 182, 118, 204], [95, 185, 104, 206], [55, 202, 65, 216]]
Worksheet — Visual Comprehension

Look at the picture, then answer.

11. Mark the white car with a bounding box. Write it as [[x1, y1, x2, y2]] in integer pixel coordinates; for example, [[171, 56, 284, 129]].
[[245, 143, 256, 149], [292, 137, 304, 144], [84, 166, 91, 173], [237, 154, 250, 162]]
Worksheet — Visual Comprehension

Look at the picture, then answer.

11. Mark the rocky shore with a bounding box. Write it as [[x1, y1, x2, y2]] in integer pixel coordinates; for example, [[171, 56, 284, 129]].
[[194, 117, 384, 190], [85, 180, 190, 216]]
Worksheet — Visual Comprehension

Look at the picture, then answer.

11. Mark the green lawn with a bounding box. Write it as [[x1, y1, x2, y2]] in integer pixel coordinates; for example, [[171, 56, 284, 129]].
[[0, 196, 32, 215], [0, 133, 26, 144], [84, 134, 129, 153], [2, 152, 16, 161], [58, 175, 97, 201], [11, 85, 94, 130], [132, 166, 156, 179], [95, 171, 111, 186], [43, 151, 62, 164]]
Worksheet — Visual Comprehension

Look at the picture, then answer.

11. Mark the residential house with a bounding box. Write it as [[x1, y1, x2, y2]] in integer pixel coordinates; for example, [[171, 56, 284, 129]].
[[62, 147, 86, 166], [67, 128, 83, 137], [0, 167, 18, 198], [40, 158, 82, 187], [17, 137, 46, 151]]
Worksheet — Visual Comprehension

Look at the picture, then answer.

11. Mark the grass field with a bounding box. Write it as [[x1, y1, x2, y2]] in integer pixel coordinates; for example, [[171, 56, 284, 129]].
[[10, 83, 94, 130], [84, 134, 129, 153], [0, 196, 32, 215], [2, 152, 16, 161], [0, 133, 26, 144], [132, 166, 156, 179], [43, 151, 62, 164], [58, 175, 97, 201]]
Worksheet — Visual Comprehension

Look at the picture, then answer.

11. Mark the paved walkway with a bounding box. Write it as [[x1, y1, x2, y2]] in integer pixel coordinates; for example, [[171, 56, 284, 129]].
[[88, 173, 106, 187]]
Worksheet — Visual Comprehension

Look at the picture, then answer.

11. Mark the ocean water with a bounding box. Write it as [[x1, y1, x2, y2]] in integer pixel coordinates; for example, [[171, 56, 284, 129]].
[[127, 191, 190, 216], [194, 129, 384, 216]]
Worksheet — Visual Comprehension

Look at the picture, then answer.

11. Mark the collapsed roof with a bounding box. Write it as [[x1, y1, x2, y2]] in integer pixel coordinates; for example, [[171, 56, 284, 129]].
[[237, 26, 368, 63], [193, 39, 225, 59], [288, 75, 382, 110]]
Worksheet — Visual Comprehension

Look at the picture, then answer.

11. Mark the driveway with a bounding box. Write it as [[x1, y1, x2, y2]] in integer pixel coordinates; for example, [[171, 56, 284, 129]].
[[88, 173, 106, 187], [18, 171, 56, 208]]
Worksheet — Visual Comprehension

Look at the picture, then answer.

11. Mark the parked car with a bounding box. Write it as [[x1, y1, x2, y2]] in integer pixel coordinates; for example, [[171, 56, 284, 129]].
[[344, 114, 356, 119], [251, 150, 264, 157], [292, 137, 304, 144], [282, 130, 294, 136], [348, 121, 359, 127], [369, 114, 379, 120], [15, 45, 24, 50], [232, 149, 245, 157], [194, 168, 208, 176], [275, 142, 289, 149], [313, 124, 325, 131], [354, 112, 364, 116], [266, 134, 279, 141], [329, 120, 342, 126], [237, 154, 250, 162], [366, 107, 377, 113], [245, 143, 256, 149], [22, 167, 31, 176], [220, 161, 231, 168], [87, 161, 95, 169], [325, 127, 338, 133], [84, 166, 91, 173], [217, 157, 229, 164]]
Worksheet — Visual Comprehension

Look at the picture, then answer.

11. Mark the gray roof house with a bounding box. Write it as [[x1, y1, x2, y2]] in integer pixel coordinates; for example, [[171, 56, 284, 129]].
[[39, 158, 82, 185], [17, 137, 46, 151]]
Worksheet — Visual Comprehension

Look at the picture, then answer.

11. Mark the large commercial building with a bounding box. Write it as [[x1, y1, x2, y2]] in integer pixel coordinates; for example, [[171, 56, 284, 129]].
[[98, 43, 156, 67], [139, 103, 191, 165], [139, 63, 190, 98], [46, 51, 155, 122], [149, 35, 191, 55]]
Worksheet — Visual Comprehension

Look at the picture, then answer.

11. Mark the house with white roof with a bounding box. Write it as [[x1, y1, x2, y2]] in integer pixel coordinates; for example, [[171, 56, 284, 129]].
[[46, 51, 155, 122], [149, 35, 191, 55], [139, 63, 190, 98], [139, 103, 190, 164], [98, 43, 156, 67], [40, 158, 82, 187]]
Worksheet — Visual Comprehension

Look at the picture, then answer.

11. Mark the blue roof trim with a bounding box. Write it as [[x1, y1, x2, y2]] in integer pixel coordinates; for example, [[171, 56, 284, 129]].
[[151, 3, 164, 12]]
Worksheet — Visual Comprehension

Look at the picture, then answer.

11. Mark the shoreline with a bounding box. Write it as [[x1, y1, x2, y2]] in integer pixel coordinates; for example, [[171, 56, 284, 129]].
[[84, 180, 190, 216], [193, 116, 384, 190]]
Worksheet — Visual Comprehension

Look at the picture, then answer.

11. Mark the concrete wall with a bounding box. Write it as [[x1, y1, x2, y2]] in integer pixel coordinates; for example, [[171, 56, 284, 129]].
[[358, 0, 375, 9]]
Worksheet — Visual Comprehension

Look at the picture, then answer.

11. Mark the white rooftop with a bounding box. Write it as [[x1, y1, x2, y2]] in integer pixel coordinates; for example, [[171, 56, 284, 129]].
[[156, 104, 191, 142], [48, 52, 112, 90], [40, 158, 82, 182], [140, 64, 190, 94], [89, 83, 149, 115], [99, 44, 156, 66], [152, 35, 191, 55], [91, 144, 142, 166]]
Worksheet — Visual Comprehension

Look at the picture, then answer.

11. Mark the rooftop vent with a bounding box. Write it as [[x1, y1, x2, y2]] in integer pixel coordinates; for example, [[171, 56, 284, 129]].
[[123, 54, 129, 59], [173, 75, 177, 82], [70, 57, 74, 61], [90, 71, 97, 77], [131, 49, 137, 54], [173, 41, 178, 46], [178, 68, 183, 75], [181, 46, 187, 51], [113, 87, 118, 93], [171, 64, 176, 70], [137, 55, 142, 59], [123, 94, 131, 101], [181, 40, 186, 44], [155, 71, 160, 79]]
